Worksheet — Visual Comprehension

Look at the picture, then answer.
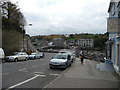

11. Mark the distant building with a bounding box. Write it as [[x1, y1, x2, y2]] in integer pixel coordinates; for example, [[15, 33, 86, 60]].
[[67, 40, 76, 46], [52, 38, 64, 48], [77, 39, 94, 48], [32, 39, 48, 50], [106, 0, 120, 75]]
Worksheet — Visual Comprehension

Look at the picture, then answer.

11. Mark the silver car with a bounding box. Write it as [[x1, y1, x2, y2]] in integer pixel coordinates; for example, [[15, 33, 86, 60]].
[[28, 52, 37, 60], [49, 53, 71, 69], [36, 52, 45, 59], [5, 52, 28, 62]]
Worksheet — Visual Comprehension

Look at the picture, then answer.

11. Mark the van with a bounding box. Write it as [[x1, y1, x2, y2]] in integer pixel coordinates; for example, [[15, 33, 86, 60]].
[[0, 48, 5, 63]]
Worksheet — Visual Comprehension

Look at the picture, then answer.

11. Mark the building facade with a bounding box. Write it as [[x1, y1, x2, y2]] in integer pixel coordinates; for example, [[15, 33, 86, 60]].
[[52, 38, 64, 48], [77, 39, 94, 48], [106, 0, 120, 75]]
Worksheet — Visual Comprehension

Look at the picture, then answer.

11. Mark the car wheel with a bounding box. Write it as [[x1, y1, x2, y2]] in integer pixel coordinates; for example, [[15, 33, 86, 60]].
[[50, 66, 53, 69], [64, 64, 67, 69], [14, 58, 18, 62]]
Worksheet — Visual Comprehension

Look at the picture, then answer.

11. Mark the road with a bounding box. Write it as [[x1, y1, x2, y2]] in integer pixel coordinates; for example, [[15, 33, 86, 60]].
[[2, 53, 65, 89]]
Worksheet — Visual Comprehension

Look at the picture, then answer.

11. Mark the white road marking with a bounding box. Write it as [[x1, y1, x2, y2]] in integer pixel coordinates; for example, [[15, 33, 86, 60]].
[[18, 68, 27, 71], [18, 68, 28, 72], [7, 74, 40, 89], [34, 74, 46, 78], [49, 73, 59, 76], [34, 72, 46, 78], [32, 65, 38, 68], [34, 72, 44, 74]]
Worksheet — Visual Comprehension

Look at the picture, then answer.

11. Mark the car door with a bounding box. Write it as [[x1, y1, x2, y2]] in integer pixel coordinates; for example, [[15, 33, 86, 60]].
[[18, 53, 23, 60], [21, 53, 26, 60]]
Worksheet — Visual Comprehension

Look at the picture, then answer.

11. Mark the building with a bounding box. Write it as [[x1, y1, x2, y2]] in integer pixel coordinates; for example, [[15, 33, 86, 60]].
[[106, 0, 120, 75], [32, 39, 48, 50], [52, 38, 64, 48], [77, 39, 94, 48]]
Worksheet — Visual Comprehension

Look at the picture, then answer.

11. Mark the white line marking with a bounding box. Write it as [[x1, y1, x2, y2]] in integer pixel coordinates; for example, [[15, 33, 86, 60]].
[[49, 73, 59, 76], [18, 68, 27, 71], [34, 74, 46, 78], [18, 68, 28, 72], [34, 72, 44, 74], [7, 74, 40, 89], [32, 65, 38, 68]]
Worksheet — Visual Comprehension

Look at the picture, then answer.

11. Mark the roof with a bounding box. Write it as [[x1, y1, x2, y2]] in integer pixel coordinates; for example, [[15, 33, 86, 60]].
[[117, 1, 120, 7], [108, 0, 120, 12], [108, 1, 114, 12]]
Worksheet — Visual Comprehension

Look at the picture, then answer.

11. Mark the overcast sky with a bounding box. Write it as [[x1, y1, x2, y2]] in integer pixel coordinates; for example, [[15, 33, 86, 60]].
[[11, 0, 110, 36]]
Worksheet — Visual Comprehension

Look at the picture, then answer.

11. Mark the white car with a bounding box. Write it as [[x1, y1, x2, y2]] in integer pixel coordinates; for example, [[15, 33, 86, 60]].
[[49, 53, 71, 69], [36, 52, 45, 59], [0, 48, 5, 63], [5, 52, 28, 62], [28, 53, 37, 60]]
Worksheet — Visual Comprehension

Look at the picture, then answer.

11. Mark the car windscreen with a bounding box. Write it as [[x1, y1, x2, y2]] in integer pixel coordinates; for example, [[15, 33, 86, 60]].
[[11, 52, 19, 55], [54, 54, 67, 59], [37, 53, 43, 55]]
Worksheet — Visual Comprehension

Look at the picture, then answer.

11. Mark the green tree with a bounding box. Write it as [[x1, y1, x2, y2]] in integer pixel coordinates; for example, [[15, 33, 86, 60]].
[[2, 0, 26, 32]]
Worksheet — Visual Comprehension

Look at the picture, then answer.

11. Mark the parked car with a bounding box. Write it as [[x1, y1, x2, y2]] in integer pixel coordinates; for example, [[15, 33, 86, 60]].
[[28, 52, 37, 60], [5, 52, 28, 62], [0, 48, 5, 63], [36, 52, 45, 59], [49, 53, 71, 69]]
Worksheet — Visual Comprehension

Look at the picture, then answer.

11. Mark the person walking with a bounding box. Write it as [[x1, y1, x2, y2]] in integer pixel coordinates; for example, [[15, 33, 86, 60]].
[[80, 53, 84, 64]]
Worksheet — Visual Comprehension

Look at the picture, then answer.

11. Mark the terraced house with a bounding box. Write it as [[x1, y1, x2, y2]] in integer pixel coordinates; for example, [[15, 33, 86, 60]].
[[106, 0, 120, 75]]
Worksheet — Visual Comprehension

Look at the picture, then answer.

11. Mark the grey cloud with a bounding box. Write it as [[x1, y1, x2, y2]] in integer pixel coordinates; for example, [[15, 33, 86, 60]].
[[13, 0, 110, 36]]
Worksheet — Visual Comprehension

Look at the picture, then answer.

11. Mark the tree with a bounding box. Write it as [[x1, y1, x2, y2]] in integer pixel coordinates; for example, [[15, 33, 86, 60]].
[[2, 0, 26, 32]]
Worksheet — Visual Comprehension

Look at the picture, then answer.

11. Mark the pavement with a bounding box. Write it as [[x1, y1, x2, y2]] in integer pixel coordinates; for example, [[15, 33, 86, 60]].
[[44, 58, 120, 88]]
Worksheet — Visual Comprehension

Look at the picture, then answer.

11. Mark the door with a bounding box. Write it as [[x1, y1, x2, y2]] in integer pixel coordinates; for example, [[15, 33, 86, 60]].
[[18, 53, 23, 60]]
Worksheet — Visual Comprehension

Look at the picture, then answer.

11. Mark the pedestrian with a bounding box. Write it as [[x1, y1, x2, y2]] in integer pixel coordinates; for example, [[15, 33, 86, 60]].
[[80, 53, 84, 64]]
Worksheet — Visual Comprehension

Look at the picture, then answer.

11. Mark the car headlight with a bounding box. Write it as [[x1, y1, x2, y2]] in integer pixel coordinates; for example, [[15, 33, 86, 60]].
[[49, 61, 53, 64]]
